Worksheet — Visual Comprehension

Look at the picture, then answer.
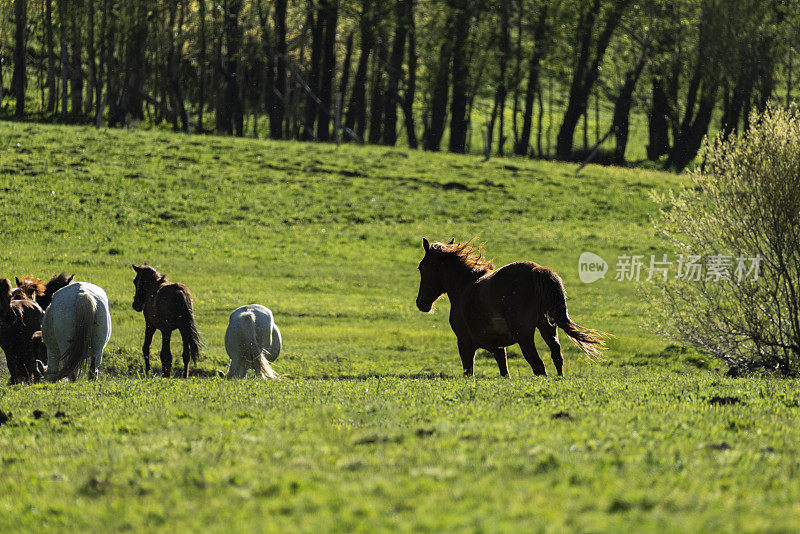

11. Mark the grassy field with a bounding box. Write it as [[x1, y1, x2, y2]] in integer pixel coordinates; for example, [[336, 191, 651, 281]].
[[0, 121, 798, 531]]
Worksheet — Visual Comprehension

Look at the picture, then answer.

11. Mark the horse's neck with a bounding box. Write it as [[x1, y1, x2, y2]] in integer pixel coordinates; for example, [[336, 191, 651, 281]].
[[146, 280, 165, 300], [442, 263, 481, 302]]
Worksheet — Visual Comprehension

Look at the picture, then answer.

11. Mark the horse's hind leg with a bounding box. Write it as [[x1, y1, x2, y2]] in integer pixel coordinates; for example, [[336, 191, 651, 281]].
[[539, 321, 563, 376], [492, 348, 509, 377], [514, 331, 547, 376], [159, 330, 173, 378], [179, 328, 193, 379], [89, 347, 103, 381]]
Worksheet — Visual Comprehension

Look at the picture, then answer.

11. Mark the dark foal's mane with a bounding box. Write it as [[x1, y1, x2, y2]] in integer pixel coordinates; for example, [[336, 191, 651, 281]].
[[433, 239, 495, 275], [139, 265, 168, 285]]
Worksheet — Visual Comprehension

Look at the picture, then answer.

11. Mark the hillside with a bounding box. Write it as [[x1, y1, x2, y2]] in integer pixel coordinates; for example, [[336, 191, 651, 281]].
[[2, 122, 798, 532], [0, 121, 682, 377]]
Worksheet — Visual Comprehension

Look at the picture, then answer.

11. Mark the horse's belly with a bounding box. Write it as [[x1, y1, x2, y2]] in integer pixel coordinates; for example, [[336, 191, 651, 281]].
[[472, 316, 515, 349]]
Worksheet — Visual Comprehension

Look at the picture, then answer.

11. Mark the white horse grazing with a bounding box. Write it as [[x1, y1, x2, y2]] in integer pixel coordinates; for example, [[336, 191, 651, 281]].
[[224, 304, 281, 380], [42, 282, 112, 381]]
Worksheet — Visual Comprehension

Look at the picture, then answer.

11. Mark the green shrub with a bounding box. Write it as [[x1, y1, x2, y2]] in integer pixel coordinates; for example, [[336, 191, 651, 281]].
[[648, 106, 800, 375]]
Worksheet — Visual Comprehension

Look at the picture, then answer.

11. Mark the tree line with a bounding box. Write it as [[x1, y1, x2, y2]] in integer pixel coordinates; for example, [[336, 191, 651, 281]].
[[1, 0, 797, 170]]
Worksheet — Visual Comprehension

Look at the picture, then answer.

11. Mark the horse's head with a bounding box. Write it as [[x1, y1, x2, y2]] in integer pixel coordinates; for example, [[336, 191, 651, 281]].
[[416, 238, 453, 312], [0, 278, 12, 312], [132, 264, 162, 312], [13, 276, 45, 302], [39, 273, 74, 310]]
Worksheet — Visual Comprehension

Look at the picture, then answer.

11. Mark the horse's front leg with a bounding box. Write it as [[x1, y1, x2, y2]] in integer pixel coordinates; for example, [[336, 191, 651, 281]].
[[142, 324, 155, 376], [492, 347, 509, 377], [457, 339, 477, 377], [159, 329, 173, 378]]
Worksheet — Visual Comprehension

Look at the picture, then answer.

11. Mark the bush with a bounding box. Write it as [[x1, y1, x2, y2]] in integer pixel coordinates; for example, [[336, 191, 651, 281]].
[[647, 106, 800, 375]]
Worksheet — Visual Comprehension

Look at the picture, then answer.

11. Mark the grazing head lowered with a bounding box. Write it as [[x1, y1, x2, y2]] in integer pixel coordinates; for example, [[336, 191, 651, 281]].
[[415, 237, 606, 378], [12, 276, 45, 303], [416, 237, 493, 313], [131, 264, 201, 378]]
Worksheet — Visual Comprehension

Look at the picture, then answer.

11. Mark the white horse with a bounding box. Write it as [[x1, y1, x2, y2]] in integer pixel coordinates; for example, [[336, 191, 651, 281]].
[[223, 304, 281, 380], [42, 282, 112, 381]]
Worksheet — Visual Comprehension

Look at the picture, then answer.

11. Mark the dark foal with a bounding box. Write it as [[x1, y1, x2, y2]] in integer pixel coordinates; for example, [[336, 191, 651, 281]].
[[0, 278, 45, 383], [132, 264, 201, 378], [416, 238, 606, 377]]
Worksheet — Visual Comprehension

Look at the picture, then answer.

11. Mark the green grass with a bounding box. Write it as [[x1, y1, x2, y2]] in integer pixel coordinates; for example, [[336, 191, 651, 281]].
[[0, 121, 796, 531]]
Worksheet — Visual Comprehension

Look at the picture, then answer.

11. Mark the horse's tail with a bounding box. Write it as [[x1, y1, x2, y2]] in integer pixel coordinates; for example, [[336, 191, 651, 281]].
[[53, 292, 96, 381], [542, 271, 608, 360], [240, 311, 279, 380], [177, 291, 202, 364]]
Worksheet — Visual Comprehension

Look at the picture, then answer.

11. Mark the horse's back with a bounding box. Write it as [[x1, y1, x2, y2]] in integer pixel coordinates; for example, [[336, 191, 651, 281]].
[[472, 261, 565, 324], [43, 281, 111, 351]]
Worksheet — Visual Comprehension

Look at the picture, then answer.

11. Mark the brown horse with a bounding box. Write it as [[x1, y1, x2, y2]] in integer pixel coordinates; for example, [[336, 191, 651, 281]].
[[415, 238, 606, 377], [132, 264, 201, 378], [13, 274, 73, 310], [0, 278, 45, 383]]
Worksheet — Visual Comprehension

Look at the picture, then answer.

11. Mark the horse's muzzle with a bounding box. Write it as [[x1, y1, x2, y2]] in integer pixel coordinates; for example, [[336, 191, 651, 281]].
[[416, 298, 431, 312]]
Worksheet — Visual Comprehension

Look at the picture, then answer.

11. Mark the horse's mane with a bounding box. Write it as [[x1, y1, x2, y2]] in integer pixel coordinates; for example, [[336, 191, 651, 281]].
[[435, 238, 495, 274], [15, 276, 45, 300], [137, 264, 168, 284]]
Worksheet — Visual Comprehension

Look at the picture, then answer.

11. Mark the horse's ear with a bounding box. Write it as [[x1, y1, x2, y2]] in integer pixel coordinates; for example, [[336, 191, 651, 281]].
[[422, 238, 430, 252], [14, 277, 21, 287], [68, 275, 74, 283], [132, 264, 140, 272], [448, 238, 455, 244]]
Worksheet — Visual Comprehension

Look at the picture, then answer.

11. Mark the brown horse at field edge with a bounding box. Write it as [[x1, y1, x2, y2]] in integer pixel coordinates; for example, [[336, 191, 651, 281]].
[[415, 238, 606, 377]]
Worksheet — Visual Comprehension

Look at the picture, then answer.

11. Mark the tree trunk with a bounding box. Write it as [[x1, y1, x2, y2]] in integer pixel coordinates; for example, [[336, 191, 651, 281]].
[[447, 2, 473, 153], [220, 0, 243, 135], [487, 0, 510, 156], [103, 0, 117, 124], [85, 0, 96, 114], [423, 29, 452, 151], [112, 2, 147, 124], [259, 1, 274, 137], [270, 0, 287, 139], [556, 0, 630, 159], [383, 0, 410, 146], [59, 0, 68, 119], [345, 1, 373, 140], [302, 4, 323, 140], [647, 76, 671, 160], [368, 40, 388, 144], [45, 0, 56, 112], [70, 0, 83, 118], [514, 5, 548, 156], [13, 0, 28, 117], [611, 47, 648, 163], [197, 0, 207, 132], [401, 0, 417, 148], [339, 31, 354, 104], [317, 0, 338, 141], [95, 0, 107, 123]]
